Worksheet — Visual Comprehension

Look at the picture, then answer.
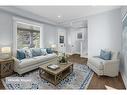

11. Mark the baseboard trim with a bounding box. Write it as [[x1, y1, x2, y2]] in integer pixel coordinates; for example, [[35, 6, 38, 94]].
[[120, 71, 127, 89]]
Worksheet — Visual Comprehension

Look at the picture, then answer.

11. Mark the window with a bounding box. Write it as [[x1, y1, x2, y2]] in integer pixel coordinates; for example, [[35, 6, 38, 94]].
[[17, 22, 40, 49]]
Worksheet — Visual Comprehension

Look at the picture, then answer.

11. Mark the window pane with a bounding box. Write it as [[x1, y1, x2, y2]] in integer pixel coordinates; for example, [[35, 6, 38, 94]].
[[17, 22, 40, 49]]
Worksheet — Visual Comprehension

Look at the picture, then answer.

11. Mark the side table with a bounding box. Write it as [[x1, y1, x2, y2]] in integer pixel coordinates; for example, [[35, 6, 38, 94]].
[[0, 58, 14, 78]]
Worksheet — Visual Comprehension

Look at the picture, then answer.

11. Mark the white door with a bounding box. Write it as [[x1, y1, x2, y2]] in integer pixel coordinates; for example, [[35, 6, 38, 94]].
[[57, 28, 66, 53]]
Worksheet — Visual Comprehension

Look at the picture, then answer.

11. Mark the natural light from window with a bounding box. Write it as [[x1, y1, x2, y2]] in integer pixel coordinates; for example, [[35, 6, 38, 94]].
[[17, 22, 40, 49]]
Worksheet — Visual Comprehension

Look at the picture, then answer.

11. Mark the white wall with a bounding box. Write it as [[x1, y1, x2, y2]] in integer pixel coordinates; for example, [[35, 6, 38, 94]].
[[88, 9, 122, 57], [43, 24, 58, 48], [0, 11, 13, 48]]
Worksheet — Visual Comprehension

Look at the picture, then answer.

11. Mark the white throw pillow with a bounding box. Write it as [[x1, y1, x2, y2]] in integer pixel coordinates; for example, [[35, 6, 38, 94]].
[[41, 49, 48, 56]]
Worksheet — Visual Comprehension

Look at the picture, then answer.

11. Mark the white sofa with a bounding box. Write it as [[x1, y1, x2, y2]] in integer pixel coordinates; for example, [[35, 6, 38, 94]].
[[13, 53, 57, 74], [87, 51, 120, 77]]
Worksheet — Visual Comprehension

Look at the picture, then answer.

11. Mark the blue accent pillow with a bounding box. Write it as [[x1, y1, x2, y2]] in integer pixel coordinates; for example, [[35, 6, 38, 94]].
[[100, 50, 112, 60], [17, 49, 26, 60], [46, 48, 53, 54], [31, 48, 42, 57]]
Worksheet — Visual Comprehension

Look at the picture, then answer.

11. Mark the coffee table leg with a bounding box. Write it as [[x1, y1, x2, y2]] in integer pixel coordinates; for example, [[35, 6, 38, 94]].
[[55, 75, 57, 85], [70, 65, 73, 73]]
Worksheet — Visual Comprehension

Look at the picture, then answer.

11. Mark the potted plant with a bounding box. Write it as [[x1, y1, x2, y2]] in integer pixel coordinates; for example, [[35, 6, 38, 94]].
[[58, 53, 69, 64]]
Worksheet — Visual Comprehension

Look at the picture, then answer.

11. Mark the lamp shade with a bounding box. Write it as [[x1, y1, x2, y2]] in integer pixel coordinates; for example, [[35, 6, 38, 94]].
[[1, 47, 11, 53], [51, 44, 56, 48]]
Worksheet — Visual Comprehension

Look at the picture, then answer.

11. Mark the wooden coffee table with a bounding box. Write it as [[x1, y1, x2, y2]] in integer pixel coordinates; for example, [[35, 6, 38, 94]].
[[39, 62, 73, 85]]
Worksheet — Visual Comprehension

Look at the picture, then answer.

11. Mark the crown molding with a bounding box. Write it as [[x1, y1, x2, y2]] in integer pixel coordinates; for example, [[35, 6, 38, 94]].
[[0, 6, 58, 26]]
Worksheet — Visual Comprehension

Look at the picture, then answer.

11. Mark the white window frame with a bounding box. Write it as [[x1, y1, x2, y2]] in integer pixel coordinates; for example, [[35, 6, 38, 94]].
[[13, 17, 43, 56]]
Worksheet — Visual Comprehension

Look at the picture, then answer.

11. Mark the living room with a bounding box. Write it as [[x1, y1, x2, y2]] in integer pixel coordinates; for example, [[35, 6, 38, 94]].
[[0, 6, 126, 90]]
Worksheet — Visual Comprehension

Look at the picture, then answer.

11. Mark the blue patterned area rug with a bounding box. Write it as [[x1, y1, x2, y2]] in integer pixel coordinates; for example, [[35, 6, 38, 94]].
[[1, 63, 93, 89]]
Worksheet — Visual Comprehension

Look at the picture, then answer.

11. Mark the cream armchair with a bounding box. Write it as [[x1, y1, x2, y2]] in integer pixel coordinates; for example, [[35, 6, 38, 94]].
[[87, 51, 120, 77]]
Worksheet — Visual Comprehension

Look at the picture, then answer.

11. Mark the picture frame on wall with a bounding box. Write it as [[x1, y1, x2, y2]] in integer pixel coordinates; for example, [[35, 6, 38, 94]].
[[76, 30, 84, 40], [59, 36, 64, 43]]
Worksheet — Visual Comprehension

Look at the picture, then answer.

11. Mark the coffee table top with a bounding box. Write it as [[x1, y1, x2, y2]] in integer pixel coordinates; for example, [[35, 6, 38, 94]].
[[39, 62, 73, 75]]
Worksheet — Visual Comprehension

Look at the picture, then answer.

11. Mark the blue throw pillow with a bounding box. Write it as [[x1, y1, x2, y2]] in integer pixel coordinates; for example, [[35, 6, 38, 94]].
[[17, 49, 26, 60], [100, 49, 112, 60], [46, 48, 53, 54], [31, 48, 42, 57]]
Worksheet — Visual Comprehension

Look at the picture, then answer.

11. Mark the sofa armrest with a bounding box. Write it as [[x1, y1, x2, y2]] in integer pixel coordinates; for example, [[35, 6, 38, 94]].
[[103, 59, 120, 66], [12, 57, 21, 72], [12, 57, 20, 64]]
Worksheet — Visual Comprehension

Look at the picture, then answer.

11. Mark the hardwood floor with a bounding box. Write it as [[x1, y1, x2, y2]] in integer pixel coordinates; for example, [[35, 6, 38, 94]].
[[68, 54, 88, 64], [0, 54, 125, 89], [88, 73, 125, 89]]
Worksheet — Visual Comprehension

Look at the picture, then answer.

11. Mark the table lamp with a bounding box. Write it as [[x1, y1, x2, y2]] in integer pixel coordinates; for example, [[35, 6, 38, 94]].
[[51, 44, 56, 51], [1, 47, 11, 59]]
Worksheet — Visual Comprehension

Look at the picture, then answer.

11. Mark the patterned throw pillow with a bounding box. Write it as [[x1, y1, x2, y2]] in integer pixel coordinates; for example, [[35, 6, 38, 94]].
[[25, 49, 32, 58], [41, 49, 47, 56]]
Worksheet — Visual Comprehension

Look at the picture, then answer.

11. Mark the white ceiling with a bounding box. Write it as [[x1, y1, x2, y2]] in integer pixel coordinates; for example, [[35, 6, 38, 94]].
[[16, 6, 120, 23]]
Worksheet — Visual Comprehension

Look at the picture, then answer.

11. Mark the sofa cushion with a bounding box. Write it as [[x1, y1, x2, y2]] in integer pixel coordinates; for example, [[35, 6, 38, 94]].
[[17, 58, 37, 68], [88, 57, 105, 70], [17, 53, 57, 69], [17, 49, 26, 60], [31, 48, 42, 57], [100, 49, 112, 60], [33, 53, 57, 63]]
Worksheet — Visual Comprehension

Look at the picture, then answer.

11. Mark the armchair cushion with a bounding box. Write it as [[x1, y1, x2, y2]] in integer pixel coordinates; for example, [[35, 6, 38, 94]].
[[88, 57, 105, 70]]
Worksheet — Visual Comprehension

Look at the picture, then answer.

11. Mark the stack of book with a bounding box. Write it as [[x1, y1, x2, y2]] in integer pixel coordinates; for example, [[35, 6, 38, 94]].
[[47, 64, 60, 70]]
